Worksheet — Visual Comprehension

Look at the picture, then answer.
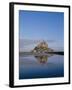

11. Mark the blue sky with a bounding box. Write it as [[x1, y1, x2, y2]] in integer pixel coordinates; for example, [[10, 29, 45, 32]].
[[19, 10, 64, 51]]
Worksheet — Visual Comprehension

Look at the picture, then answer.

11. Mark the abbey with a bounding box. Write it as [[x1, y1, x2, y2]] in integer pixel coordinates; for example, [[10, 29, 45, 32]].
[[32, 41, 53, 53]]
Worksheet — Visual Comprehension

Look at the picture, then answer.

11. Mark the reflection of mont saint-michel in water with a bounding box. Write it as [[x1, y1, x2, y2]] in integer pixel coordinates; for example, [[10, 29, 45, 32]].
[[19, 41, 64, 79]]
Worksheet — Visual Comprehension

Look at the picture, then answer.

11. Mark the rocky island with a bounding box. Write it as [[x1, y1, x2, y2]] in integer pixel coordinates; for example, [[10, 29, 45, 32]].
[[31, 40, 54, 53]]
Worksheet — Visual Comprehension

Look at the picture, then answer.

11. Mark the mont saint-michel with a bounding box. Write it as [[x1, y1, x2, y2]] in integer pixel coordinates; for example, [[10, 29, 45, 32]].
[[20, 40, 64, 56]]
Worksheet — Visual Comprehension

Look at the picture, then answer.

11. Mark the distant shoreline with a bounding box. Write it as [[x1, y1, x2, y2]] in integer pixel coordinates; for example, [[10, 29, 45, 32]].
[[47, 52, 64, 55], [19, 51, 64, 56]]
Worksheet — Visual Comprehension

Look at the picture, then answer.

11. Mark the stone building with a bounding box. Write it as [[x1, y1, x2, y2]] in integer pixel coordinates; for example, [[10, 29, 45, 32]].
[[32, 41, 48, 53]]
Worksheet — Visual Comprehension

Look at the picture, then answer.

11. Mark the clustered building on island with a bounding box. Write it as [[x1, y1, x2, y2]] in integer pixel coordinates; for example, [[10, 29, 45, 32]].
[[31, 40, 54, 53]]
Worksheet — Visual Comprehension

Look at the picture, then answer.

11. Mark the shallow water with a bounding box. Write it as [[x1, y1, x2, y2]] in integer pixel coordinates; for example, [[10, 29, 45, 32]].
[[19, 54, 64, 79]]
